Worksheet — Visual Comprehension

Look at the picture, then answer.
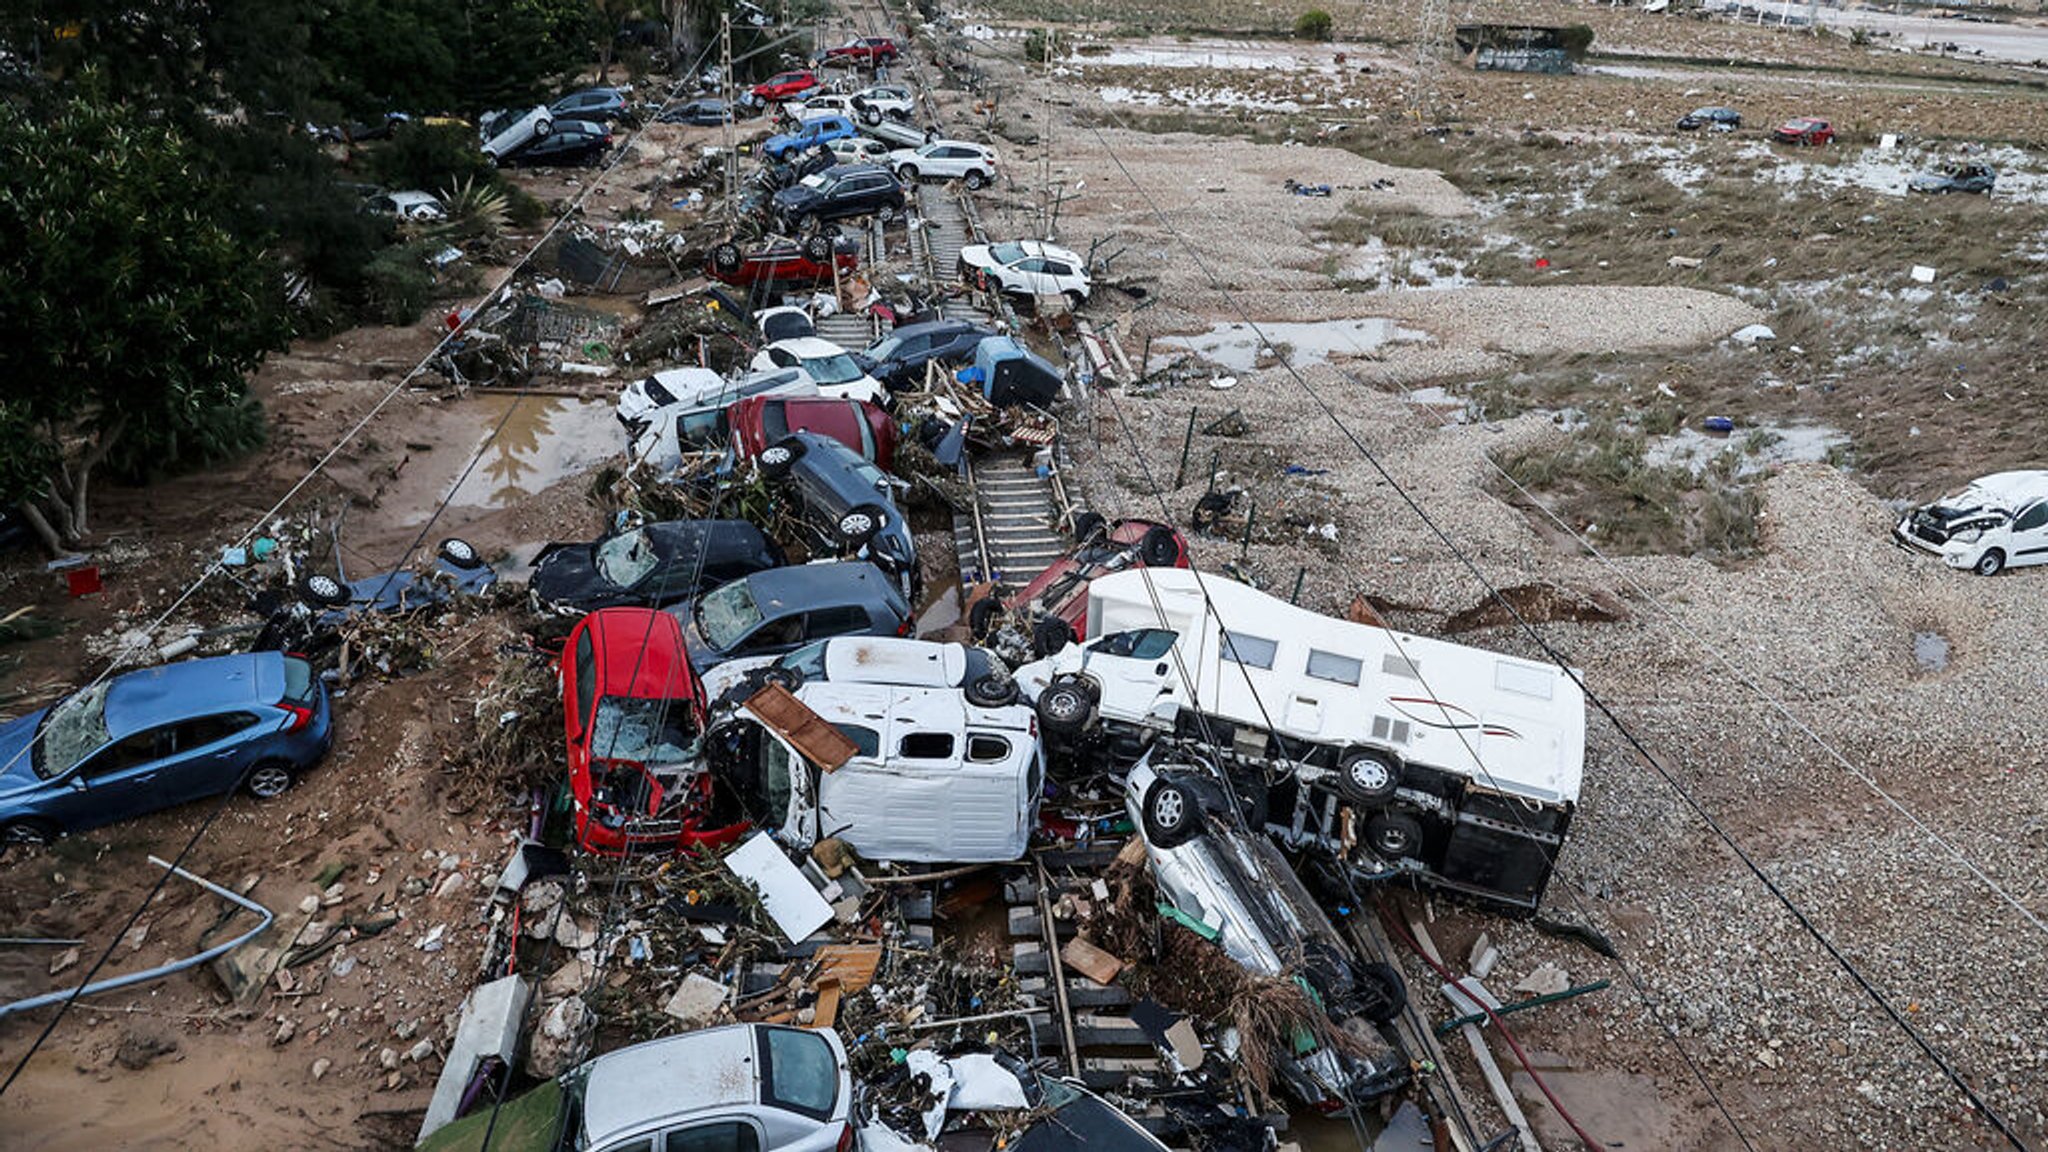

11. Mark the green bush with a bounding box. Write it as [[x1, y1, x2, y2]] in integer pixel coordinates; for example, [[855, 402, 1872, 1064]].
[[1558, 24, 1595, 59], [1024, 28, 1053, 63], [1294, 9, 1334, 41], [366, 123, 497, 193], [361, 240, 440, 325]]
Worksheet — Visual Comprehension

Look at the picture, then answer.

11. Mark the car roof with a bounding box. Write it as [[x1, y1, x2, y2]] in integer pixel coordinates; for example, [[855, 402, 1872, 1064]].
[[105, 653, 281, 736], [1957, 470, 2048, 507], [796, 679, 1034, 735], [387, 190, 440, 204], [745, 561, 906, 611], [572, 608, 695, 702], [990, 239, 1081, 265], [821, 637, 969, 685], [581, 1025, 758, 1147], [768, 336, 853, 358]]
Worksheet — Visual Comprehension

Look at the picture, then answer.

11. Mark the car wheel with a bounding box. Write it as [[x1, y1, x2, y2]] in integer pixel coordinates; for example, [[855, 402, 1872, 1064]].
[[1070, 511, 1105, 543], [862, 106, 883, 126], [1142, 777, 1202, 849], [437, 537, 484, 569], [1366, 812, 1424, 860], [762, 665, 805, 692], [711, 242, 744, 274], [0, 819, 55, 851], [1975, 549, 2006, 577], [246, 761, 297, 800], [875, 203, 896, 223], [967, 595, 1005, 642], [1337, 749, 1402, 805], [297, 573, 351, 609], [758, 437, 805, 477], [1063, 290, 1086, 312], [800, 233, 833, 263], [534, 119, 553, 138], [1138, 525, 1180, 568], [1355, 962, 1409, 1025], [965, 672, 1020, 709], [1031, 616, 1073, 658], [837, 503, 889, 546], [1036, 676, 1094, 737], [964, 170, 987, 191], [896, 164, 919, 182]]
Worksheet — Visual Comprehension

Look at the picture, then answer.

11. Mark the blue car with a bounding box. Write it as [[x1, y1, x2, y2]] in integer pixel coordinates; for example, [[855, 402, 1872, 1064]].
[[0, 653, 333, 848], [762, 114, 858, 161]]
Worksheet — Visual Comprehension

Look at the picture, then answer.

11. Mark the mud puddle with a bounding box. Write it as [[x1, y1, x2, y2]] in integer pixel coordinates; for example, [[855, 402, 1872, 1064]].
[[1913, 630, 1950, 673], [386, 394, 620, 527], [1159, 318, 1430, 374], [1645, 422, 1847, 479]]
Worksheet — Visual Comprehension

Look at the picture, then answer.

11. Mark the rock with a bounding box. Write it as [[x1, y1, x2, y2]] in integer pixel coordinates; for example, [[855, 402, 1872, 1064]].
[[49, 947, 79, 976], [329, 951, 358, 978], [521, 880, 565, 915], [298, 895, 322, 915], [407, 1040, 437, 1064], [321, 883, 346, 907], [437, 854, 461, 873], [311, 1058, 332, 1081], [543, 959, 591, 1000], [113, 1031, 178, 1071], [379, 1047, 401, 1070], [400, 877, 429, 898], [662, 972, 728, 1026], [1514, 962, 1570, 997], [433, 872, 467, 901], [394, 1018, 419, 1041], [416, 924, 447, 953], [1729, 323, 1776, 345], [124, 922, 150, 952], [553, 913, 598, 951], [273, 1018, 297, 1046], [526, 996, 595, 1079]]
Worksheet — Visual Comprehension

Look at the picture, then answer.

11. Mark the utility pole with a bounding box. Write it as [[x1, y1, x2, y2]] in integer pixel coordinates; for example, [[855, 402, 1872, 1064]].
[[721, 13, 736, 227], [1039, 27, 1055, 237], [1411, 0, 1449, 122]]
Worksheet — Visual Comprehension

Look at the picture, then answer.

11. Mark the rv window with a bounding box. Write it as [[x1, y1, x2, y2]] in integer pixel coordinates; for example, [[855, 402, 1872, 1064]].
[[1220, 631, 1277, 670], [966, 734, 1010, 762], [898, 732, 955, 760], [831, 723, 880, 757], [1306, 649, 1363, 686]]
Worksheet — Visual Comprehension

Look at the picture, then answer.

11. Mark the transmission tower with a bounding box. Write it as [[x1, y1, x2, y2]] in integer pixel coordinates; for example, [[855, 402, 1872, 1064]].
[[1411, 0, 1450, 121]]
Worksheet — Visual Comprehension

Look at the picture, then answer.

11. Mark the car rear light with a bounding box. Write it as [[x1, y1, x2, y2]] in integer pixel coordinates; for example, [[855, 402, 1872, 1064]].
[[1312, 1098, 1347, 1117], [896, 619, 912, 637], [835, 1123, 855, 1152], [282, 703, 314, 733]]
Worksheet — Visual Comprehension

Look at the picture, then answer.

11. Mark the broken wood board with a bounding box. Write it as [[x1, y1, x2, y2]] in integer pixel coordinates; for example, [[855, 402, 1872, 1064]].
[[1061, 937, 1125, 986], [811, 980, 842, 1029], [810, 943, 884, 994], [744, 683, 857, 771]]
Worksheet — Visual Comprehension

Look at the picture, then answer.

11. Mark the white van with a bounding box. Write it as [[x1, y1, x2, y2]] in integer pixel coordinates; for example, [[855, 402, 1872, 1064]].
[[709, 682, 1044, 863], [1893, 469, 2048, 577], [700, 636, 1017, 709], [1013, 568, 1586, 911]]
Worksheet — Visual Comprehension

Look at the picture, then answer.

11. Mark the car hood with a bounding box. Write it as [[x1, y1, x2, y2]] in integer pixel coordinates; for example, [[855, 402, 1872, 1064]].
[[530, 544, 615, 611], [771, 185, 825, 210], [0, 712, 47, 800]]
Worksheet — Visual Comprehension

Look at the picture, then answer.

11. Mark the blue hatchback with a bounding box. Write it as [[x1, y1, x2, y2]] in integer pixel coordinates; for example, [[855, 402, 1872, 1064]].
[[0, 652, 333, 848]]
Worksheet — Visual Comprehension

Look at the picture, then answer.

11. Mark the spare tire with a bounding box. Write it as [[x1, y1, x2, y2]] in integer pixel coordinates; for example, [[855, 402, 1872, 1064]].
[[711, 242, 744, 274], [1142, 777, 1201, 849], [437, 537, 485, 569], [1139, 525, 1181, 568], [297, 572, 351, 609], [861, 105, 883, 126], [837, 503, 888, 547], [1031, 616, 1073, 658], [1366, 812, 1424, 860], [1070, 511, 1105, 544], [965, 672, 1019, 709]]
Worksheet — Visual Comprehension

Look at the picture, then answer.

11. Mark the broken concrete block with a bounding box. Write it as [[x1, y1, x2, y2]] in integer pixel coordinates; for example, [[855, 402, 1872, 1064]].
[[418, 975, 532, 1143], [662, 973, 728, 1026], [1514, 962, 1570, 997]]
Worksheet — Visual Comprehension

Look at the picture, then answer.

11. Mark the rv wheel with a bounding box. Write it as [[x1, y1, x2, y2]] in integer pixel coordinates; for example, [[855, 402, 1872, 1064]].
[[965, 672, 1019, 709], [1031, 616, 1073, 658], [1365, 812, 1423, 860], [1337, 750, 1402, 805], [1355, 962, 1409, 1025], [1138, 525, 1181, 568], [1142, 777, 1201, 849], [1035, 677, 1093, 737]]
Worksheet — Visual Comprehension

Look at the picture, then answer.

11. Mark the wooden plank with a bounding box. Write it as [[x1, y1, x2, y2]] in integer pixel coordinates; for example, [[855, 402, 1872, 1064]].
[[1061, 938, 1125, 986], [1409, 913, 1539, 1152], [811, 980, 842, 1029], [810, 944, 883, 994], [743, 684, 857, 771]]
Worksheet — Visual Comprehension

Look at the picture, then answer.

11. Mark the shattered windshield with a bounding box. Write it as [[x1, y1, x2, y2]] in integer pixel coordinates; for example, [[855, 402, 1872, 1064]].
[[595, 529, 661, 588], [803, 353, 865, 386], [989, 242, 1027, 265], [697, 580, 764, 651], [590, 697, 700, 766], [37, 682, 112, 778]]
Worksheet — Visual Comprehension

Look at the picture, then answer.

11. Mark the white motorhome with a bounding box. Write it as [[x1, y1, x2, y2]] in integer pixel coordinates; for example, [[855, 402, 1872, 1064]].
[[1014, 568, 1586, 911], [709, 682, 1044, 863]]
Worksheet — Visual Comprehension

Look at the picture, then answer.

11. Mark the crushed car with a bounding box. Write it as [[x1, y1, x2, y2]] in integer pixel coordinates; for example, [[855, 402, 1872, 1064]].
[[706, 234, 859, 289], [698, 636, 1018, 711], [670, 561, 913, 671], [529, 519, 785, 618], [628, 368, 820, 472], [757, 432, 918, 596], [958, 240, 1091, 307], [970, 516, 1189, 661], [252, 537, 496, 661], [1770, 116, 1834, 146], [1893, 469, 2048, 575], [1675, 105, 1741, 131], [1908, 161, 1996, 195]]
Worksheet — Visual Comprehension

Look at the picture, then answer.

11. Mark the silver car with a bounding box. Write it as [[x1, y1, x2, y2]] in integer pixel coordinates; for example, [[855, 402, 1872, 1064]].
[[573, 1024, 853, 1152]]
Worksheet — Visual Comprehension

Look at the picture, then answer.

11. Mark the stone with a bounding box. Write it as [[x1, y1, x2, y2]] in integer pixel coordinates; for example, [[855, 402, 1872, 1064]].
[[311, 1058, 332, 1081], [553, 913, 598, 951], [662, 973, 728, 1026], [48, 947, 78, 976], [543, 959, 591, 1000], [379, 1047, 401, 1070], [407, 1040, 437, 1064], [298, 895, 322, 915], [433, 872, 467, 901], [521, 880, 565, 915], [1513, 962, 1570, 997], [273, 1018, 297, 1046], [526, 996, 595, 1080]]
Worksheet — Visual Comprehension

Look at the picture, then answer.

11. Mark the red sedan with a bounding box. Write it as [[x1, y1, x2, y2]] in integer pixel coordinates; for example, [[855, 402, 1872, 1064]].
[[728, 396, 898, 471], [969, 516, 1191, 657], [707, 236, 858, 288], [822, 37, 899, 64], [749, 69, 820, 103], [560, 608, 744, 856], [1771, 116, 1834, 146]]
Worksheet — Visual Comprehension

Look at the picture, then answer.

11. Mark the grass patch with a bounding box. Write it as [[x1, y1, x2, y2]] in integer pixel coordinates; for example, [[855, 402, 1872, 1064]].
[[1495, 418, 1762, 559]]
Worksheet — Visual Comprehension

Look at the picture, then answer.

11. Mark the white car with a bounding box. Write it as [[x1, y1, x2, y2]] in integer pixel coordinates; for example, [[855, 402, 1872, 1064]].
[[1894, 469, 2048, 576], [616, 366, 727, 438], [749, 337, 886, 406], [958, 239, 1091, 304], [888, 140, 999, 189], [365, 190, 446, 221], [784, 92, 856, 123], [825, 135, 891, 165], [479, 105, 554, 161], [627, 367, 819, 471], [700, 636, 1018, 707], [859, 115, 929, 150], [851, 84, 915, 124]]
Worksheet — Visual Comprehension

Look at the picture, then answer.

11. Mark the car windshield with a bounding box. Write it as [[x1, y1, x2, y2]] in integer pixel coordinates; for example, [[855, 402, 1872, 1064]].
[[779, 640, 831, 680], [594, 528, 662, 588], [591, 697, 700, 766], [37, 681, 112, 778], [989, 242, 1027, 265], [762, 1027, 839, 1117], [696, 580, 764, 651], [804, 353, 865, 385]]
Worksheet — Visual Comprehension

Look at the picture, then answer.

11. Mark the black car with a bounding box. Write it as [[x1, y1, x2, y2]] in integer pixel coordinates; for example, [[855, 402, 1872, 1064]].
[[503, 118, 612, 167], [660, 98, 735, 126], [529, 520, 785, 618], [1676, 106, 1742, 132], [758, 433, 917, 596], [856, 319, 996, 391], [670, 561, 912, 670], [770, 164, 905, 232]]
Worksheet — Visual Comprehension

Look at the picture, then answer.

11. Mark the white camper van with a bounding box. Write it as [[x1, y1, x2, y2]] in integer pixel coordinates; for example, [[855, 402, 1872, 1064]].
[[1013, 568, 1586, 911]]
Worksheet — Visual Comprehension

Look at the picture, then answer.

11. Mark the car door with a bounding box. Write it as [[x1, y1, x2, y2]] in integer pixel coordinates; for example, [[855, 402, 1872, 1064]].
[[659, 1118, 764, 1152], [1039, 258, 1076, 294], [158, 713, 267, 804], [803, 604, 872, 642], [1077, 629, 1182, 723], [50, 728, 177, 831], [2009, 499, 2048, 567]]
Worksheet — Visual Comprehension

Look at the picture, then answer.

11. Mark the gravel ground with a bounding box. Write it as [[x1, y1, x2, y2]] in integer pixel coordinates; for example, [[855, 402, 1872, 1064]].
[[952, 35, 2048, 1152]]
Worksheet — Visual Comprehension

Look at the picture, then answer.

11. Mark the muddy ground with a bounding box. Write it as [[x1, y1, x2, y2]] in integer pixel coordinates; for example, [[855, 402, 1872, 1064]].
[[3, 1, 2046, 1149]]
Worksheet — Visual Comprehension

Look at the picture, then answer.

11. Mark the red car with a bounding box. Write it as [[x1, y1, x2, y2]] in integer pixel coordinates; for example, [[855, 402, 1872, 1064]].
[[822, 37, 899, 64], [728, 396, 898, 471], [1772, 116, 1834, 146], [969, 516, 1191, 657], [560, 608, 743, 856], [749, 70, 820, 103], [707, 235, 859, 288]]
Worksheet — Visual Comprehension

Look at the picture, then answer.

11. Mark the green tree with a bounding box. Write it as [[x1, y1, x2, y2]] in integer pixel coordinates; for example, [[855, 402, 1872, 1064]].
[[0, 94, 289, 552], [1294, 9, 1333, 41]]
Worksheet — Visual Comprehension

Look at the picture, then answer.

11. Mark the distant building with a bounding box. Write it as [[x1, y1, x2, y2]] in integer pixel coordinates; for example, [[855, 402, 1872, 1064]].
[[1452, 24, 1590, 73]]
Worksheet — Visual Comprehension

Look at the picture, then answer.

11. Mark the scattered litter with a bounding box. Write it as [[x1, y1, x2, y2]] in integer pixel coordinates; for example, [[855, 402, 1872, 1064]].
[[1910, 265, 1937, 284], [1729, 324, 1776, 345]]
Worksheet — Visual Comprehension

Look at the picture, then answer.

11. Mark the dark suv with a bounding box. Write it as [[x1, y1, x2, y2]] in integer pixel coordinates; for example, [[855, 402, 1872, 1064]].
[[758, 432, 918, 597], [670, 562, 912, 671], [856, 319, 995, 391], [770, 164, 906, 232]]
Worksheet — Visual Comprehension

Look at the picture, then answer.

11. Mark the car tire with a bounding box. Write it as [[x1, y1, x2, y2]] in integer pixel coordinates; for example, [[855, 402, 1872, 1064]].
[[967, 595, 1005, 642], [964, 170, 987, 191], [1063, 290, 1086, 312], [246, 761, 297, 800], [897, 164, 919, 182], [759, 437, 806, 477], [801, 233, 834, 263], [1355, 962, 1409, 1025], [1337, 749, 1402, 805], [711, 242, 744, 274], [862, 106, 883, 126], [875, 203, 896, 223], [1975, 549, 2006, 577], [1138, 525, 1180, 568], [1036, 676, 1094, 737], [762, 665, 805, 692], [838, 503, 889, 546], [965, 672, 1020, 709], [534, 118, 554, 138], [1142, 777, 1201, 849], [1070, 511, 1106, 544], [437, 537, 485, 569], [0, 819, 55, 851], [1366, 812, 1424, 860], [1031, 616, 1073, 658], [297, 572, 351, 609]]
